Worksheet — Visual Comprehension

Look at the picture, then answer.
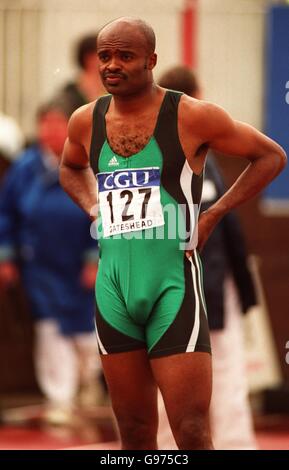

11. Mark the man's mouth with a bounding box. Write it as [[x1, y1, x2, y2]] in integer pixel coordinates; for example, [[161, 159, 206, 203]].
[[104, 74, 124, 85]]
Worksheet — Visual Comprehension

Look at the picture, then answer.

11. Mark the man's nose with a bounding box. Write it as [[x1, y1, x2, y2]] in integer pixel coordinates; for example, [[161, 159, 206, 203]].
[[107, 57, 122, 71]]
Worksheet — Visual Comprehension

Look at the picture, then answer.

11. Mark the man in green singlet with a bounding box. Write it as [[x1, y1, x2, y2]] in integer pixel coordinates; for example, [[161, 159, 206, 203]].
[[60, 17, 286, 450]]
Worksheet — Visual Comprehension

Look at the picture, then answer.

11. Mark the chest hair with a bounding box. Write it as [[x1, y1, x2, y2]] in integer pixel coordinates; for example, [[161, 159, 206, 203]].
[[106, 119, 154, 157]]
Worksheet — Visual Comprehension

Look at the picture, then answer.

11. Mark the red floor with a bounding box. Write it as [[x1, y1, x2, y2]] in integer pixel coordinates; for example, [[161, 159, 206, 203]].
[[0, 401, 288, 450], [0, 427, 85, 450], [0, 404, 118, 450], [0, 426, 288, 450], [256, 432, 289, 451]]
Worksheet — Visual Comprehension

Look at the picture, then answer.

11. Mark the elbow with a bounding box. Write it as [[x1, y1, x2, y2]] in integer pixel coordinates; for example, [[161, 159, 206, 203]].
[[256, 146, 287, 180], [277, 147, 287, 171], [272, 146, 287, 177]]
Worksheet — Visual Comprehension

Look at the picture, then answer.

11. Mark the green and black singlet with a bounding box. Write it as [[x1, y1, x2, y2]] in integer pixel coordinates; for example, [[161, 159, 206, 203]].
[[90, 90, 211, 358]]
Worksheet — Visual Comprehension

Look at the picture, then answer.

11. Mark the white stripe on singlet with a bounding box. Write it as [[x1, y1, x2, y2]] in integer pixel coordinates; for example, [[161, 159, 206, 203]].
[[94, 319, 108, 355], [193, 250, 207, 317], [186, 257, 201, 352]]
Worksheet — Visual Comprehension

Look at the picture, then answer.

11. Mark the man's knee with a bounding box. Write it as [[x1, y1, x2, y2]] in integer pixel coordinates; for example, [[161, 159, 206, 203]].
[[176, 411, 212, 449], [117, 415, 158, 448]]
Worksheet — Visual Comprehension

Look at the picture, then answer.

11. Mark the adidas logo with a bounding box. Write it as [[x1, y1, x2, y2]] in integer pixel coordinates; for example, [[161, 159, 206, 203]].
[[108, 156, 119, 167]]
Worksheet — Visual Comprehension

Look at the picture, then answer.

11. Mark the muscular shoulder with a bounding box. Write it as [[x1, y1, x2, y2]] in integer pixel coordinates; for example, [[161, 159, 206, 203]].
[[67, 101, 95, 144], [178, 94, 235, 143]]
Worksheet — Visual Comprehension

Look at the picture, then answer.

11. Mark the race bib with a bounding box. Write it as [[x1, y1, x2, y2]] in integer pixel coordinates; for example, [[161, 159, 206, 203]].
[[97, 167, 164, 237]]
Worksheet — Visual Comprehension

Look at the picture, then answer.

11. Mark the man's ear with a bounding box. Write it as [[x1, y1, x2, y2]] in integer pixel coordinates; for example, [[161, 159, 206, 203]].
[[147, 53, 157, 70]]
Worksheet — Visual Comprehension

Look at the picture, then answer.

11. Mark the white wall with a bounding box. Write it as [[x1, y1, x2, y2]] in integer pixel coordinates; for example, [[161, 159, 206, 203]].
[[198, 0, 271, 129], [38, 0, 183, 101], [0, 0, 275, 136], [0, 0, 183, 136]]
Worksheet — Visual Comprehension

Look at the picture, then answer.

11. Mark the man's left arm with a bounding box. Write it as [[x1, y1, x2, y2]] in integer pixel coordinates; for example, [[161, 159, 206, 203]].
[[197, 103, 287, 250]]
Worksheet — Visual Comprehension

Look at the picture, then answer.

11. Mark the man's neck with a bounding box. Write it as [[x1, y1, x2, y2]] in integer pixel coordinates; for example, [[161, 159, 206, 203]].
[[111, 83, 162, 115]]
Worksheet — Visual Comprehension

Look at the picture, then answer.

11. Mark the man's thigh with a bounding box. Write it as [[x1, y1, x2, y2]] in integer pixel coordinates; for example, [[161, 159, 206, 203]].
[[101, 349, 158, 423], [151, 352, 212, 424]]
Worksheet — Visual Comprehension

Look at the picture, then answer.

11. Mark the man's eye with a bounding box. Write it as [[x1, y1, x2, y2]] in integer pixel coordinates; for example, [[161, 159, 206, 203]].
[[122, 54, 132, 60], [99, 54, 109, 61]]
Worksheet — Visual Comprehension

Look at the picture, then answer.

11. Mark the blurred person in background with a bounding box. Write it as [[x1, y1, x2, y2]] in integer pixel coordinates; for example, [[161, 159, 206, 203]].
[[0, 112, 24, 422], [0, 112, 24, 180], [58, 34, 106, 116], [157, 65, 257, 450], [0, 99, 102, 425]]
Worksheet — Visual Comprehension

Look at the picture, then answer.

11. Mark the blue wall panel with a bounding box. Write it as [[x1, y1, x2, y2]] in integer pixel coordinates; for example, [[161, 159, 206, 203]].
[[263, 6, 289, 213]]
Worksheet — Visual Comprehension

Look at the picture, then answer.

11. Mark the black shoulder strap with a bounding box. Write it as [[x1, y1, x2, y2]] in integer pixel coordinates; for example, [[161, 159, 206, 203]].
[[154, 90, 187, 188], [154, 90, 183, 148], [89, 95, 112, 174], [154, 90, 203, 242]]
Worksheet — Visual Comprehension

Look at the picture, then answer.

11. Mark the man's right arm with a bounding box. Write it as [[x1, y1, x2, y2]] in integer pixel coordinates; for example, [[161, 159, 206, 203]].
[[60, 107, 98, 219]]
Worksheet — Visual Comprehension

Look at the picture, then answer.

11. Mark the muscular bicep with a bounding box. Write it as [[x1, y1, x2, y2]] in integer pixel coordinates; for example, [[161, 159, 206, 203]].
[[204, 104, 282, 161], [62, 137, 89, 170], [61, 106, 91, 170]]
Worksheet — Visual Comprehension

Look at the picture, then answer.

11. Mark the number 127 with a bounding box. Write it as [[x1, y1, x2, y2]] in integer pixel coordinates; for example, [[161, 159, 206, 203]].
[[106, 188, 152, 223]]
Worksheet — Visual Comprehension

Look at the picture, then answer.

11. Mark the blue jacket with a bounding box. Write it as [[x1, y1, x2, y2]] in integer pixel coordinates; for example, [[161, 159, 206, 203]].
[[0, 145, 98, 335]]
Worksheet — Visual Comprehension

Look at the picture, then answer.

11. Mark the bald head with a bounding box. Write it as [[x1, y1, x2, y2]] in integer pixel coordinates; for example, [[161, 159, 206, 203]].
[[97, 17, 157, 96], [97, 17, 156, 54]]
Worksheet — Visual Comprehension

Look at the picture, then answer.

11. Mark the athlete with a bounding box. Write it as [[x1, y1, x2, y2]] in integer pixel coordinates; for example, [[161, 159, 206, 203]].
[[60, 17, 286, 450]]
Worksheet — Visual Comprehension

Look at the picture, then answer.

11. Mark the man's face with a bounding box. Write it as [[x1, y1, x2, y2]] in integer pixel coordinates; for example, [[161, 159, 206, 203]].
[[97, 24, 156, 96], [38, 110, 68, 158]]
